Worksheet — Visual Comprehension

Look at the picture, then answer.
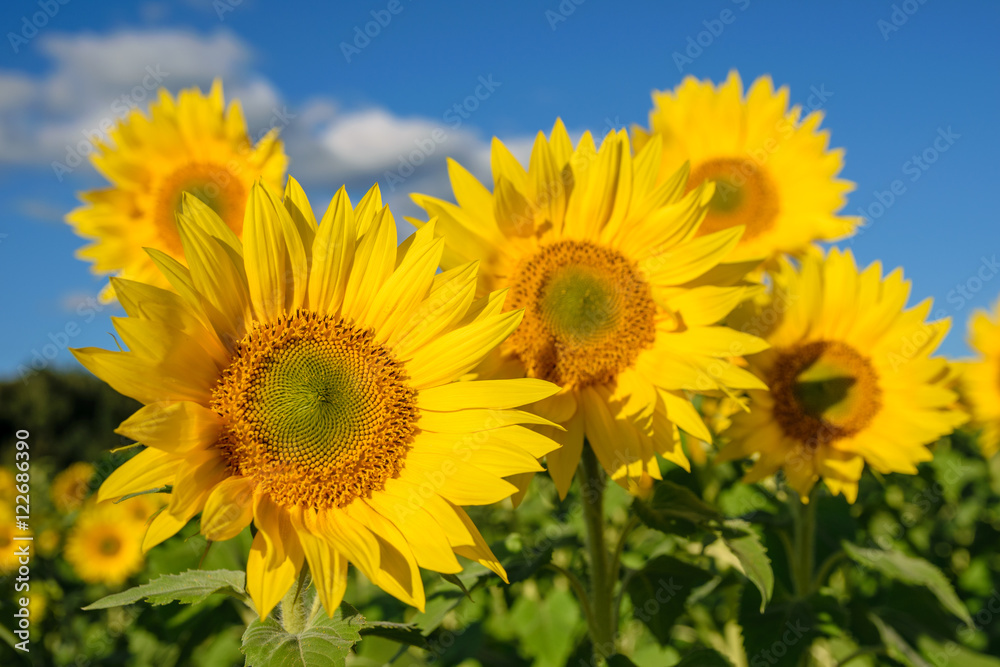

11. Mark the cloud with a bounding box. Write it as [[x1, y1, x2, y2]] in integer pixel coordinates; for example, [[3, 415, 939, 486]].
[[1, 28, 534, 221]]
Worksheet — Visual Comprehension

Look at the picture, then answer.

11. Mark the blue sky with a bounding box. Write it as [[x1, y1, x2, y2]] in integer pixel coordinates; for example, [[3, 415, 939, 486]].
[[0, 0, 997, 380]]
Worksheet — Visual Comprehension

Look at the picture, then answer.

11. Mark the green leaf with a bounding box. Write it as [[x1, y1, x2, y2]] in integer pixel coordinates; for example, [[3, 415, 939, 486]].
[[634, 481, 722, 534], [241, 602, 364, 667], [916, 635, 1000, 667], [842, 542, 972, 627], [868, 613, 932, 667], [625, 555, 713, 645], [721, 520, 774, 612], [83, 569, 248, 610], [606, 655, 640, 667], [675, 648, 733, 666]]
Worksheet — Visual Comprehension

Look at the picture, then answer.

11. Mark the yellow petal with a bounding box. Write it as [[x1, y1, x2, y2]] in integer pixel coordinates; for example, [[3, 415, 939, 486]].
[[115, 401, 222, 453], [307, 186, 356, 315], [97, 448, 178, 502], [289, 508, 348, 617], [417, 378, 559, 411], [200, 476, 254, 542], [405, 310, 522, 389], [246, 528, 298, 620], [364, 494, 461, 575], [450, 504, 507, 583]]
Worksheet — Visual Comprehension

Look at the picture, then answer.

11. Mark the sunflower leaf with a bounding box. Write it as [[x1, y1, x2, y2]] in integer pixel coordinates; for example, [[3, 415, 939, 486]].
[[625, 555, 713, 645], [842, 542, 972, 627], [719, 519, 774, 612], [83, 569, 248, 610], [241, 601, 365, 667], [633, 480, 723, 534]]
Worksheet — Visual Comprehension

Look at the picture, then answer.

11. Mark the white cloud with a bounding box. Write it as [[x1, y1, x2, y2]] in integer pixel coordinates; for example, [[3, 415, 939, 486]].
[[1, 28, 535, 221]]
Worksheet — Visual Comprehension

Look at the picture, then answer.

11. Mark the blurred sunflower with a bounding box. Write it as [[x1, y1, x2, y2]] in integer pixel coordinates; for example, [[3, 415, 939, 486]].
[[0, 507, 30, 574], [36, 528, 61, 558], [962, 299, 1000, 457], [412, 123, 766, 498], [632, 71, 859, 263], [65, 502, 144, 586], [50, 462, 95, 513], [73, 178, 560, 619], [717, 249, 967, 502], [66, 80, 287, 301]]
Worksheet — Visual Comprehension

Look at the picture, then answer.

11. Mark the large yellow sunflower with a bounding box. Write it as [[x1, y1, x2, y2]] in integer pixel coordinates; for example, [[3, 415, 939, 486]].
[[64, 501, 145, 586], [411, 123, 767, 498], [72, 178, 560, 619], [67, 80, 287, 300], [717, 249, 967, 502], [50, 461, 95, 513], [962, 299, 1000, 457], [632, 71, 859, 262]]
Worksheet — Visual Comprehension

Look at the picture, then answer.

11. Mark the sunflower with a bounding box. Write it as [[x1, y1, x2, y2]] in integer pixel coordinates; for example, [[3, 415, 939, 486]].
[[50, 461, 95, 513], [64, 501, 145, 586], [411, 123, 767, 498], [632, 71, 859, 263], [0, 506, 30, 574], [962, 299, 1000, 457], [717, 249, 967, 502], [72, 178, 560, 619], [66, 80, 287, 300]]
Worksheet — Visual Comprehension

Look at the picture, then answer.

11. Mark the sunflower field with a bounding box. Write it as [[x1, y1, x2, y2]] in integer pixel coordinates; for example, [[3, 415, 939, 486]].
[[1, 3, 999, 666]]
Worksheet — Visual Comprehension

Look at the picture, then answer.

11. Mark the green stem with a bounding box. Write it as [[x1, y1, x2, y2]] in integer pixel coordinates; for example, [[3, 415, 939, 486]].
[[579, 444, 615, 662], [791, 492, 817, 598]]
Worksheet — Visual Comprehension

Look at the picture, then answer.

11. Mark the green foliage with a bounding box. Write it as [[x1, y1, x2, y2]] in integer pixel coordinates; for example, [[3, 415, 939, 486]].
[[842, 541, 972, 627], [83, 570, 249, 610], [241, 602, 364, 667]]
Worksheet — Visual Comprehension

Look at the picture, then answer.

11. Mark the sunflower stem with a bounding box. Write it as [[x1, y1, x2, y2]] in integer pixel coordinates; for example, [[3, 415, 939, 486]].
[[280, 575, 309, 635], [579, 444, 616, 662], [791, 490, 817, 598]]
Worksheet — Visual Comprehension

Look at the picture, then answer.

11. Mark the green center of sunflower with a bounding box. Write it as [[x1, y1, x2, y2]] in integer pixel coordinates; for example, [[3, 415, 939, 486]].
[[99, 535, 122, 556], [540, 265, 620, 344], [154, 162, 247, 256], [212, 311, 417, 509], [688, 158, 779, 242], [769, 340, 882, 447], [507, 240, 656, 389]]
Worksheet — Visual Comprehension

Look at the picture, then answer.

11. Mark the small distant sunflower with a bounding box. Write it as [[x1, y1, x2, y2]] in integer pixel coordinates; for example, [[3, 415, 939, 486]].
[[717, 249, 967, 502], [0, 507, 30, 574], [73, 178, 560, 619], [412, 123, 767, 498], [36, 529, 61, 558], [633, 71, 859, 263], [50, 462, 95, 513], [67, 80, 287, 300], [962, 299, 1000, 457], [65, 502, 144, 586]]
